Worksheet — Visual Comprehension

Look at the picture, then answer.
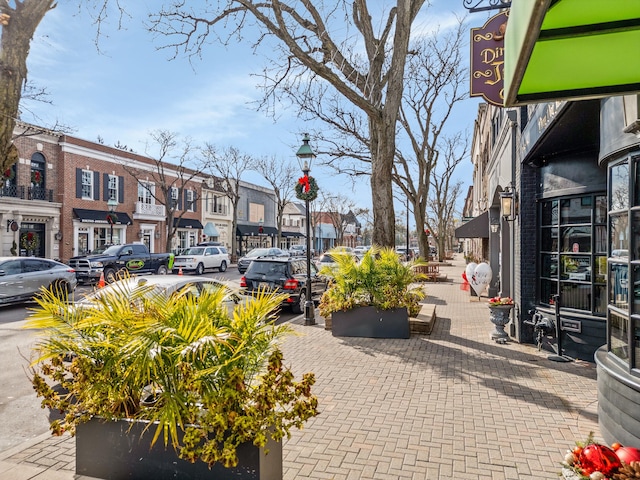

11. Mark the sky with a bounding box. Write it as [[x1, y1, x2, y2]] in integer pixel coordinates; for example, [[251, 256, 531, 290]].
[[20, 1, 489, 218]]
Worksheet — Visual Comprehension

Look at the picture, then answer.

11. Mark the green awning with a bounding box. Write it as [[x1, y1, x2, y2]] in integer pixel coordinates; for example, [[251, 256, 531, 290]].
[[504, 0, 640, 106]]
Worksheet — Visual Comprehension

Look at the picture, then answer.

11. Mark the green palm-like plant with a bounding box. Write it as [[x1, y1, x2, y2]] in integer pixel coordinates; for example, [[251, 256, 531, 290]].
[[318, 246, 425, 318], [27, 280, 318, 468]]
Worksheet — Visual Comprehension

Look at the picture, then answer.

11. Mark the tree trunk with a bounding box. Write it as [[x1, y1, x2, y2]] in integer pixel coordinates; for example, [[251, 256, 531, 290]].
[[370, 117, 396, 248], [0, 1, 55, 172]]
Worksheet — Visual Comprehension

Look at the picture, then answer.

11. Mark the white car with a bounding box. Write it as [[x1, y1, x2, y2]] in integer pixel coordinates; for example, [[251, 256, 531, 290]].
[[172, 245, 229, 275]]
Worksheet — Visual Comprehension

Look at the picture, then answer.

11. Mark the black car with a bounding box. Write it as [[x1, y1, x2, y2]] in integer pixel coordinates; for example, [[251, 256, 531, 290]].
[[240, 257, 327, 314], [237, 247, 289, 273]]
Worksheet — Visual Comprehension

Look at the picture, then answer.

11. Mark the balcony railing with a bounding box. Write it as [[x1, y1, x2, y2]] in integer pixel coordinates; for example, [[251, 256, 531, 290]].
[[0, 185, 53, 202], [29, 186, 53, 201], [135, 202, 166, 217]]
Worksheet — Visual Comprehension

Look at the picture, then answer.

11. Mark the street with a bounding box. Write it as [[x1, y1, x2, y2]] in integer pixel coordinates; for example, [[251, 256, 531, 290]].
[[0, 268, 298, 453]]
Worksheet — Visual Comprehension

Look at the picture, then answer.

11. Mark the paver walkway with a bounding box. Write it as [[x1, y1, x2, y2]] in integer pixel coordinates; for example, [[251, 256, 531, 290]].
[[0, 255, 601, 479]]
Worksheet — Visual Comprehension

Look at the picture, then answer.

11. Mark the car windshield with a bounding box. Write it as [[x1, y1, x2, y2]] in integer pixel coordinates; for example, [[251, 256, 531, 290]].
[[249, 262, 287, 275], [319, 255, 335, 263], [246, 248, 270, 258], [91, 245, 119, 255], [183, 247, 205, 255]]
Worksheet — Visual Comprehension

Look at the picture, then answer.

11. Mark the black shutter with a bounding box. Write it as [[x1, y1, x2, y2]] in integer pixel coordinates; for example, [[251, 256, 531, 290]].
[[118, 176, 124, 203], [178, 188, 182, 211], [93, 171, 100, 200], [193, 190, 198, 212], [75, 168, 82, 198], [103, 173, 109, 201]]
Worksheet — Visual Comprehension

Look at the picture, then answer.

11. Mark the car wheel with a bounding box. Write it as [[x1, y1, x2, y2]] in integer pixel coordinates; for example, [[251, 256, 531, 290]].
[[103, 268, 117, 284], [156, 264, 168, 275], [195, 263, 205, 275], [50, 280, 70, 300], [291, 290, 305, 314], [218, 261, 227, 272]]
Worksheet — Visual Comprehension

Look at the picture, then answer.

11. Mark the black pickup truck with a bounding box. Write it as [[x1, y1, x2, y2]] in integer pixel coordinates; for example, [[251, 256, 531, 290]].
[[69, 243, 174, 284]]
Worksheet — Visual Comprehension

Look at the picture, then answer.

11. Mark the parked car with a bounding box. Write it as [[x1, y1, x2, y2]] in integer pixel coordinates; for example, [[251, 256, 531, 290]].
[[172, 245, 229, 274], [237, 247, 289, 273], [353, 245, 371, 259], [0, 257, 77, 305], [240, 257, 327, 314], [69, 243, 173, 285], [317, 251, 358, 276], [288, 245, 307, 257], [76, 275, 243, 315], [395, 247, 414, 262]]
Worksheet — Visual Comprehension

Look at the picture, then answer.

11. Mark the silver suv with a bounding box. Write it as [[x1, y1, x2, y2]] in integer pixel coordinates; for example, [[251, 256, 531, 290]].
[[172, 245, 229, 275]]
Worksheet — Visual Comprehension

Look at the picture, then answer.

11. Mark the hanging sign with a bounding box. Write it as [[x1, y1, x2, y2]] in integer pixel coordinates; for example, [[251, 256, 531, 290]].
[[470, 11, 508, 106]]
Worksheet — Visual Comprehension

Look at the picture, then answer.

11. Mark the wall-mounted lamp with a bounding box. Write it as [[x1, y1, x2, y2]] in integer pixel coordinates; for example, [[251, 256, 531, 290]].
[[500, 184, 518, 221], [54, 231, 63, 241], [155, 231, 161, 239], [138, 230, 144, 239], [490, 218, 500, 234]]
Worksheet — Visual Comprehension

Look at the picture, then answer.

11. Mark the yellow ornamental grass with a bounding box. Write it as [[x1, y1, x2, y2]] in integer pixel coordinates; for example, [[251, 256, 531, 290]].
[[26, 277, 319, 468]]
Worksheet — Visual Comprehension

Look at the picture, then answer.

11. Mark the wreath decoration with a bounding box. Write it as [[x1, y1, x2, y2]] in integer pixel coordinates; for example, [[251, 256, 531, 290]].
[[2, 167, 14, 181], [295, 175, 319, 201], [21, 232, 40, 251], [31, 171, 42, 184], [106, 213, 118, 225]]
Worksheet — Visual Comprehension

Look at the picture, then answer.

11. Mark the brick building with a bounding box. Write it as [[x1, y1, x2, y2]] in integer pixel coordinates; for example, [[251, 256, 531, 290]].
[[1, 124, 205, 262]]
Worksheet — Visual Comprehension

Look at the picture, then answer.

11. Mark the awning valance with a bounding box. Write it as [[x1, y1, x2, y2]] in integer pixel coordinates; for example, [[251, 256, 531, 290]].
[[236, 225, 278, 237], [455, 211, 489, 239], [203, 222, 219, 237], [73, 208, 132, 225], [504, 0, 640, 106], [173, 218, 204, 229], [281, 231, 304, 237]]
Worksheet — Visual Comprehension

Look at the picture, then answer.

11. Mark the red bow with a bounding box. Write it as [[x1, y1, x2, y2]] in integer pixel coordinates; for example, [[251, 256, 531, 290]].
[[298, 175, 310, 193]]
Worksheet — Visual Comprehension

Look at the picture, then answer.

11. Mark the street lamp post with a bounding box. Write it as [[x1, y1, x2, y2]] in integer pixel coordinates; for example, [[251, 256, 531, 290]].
[[107, 198, 118, 244], [296, 134, 316, 326]]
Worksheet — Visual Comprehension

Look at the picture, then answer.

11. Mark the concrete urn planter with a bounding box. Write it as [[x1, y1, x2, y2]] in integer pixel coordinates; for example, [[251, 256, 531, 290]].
[[488, 304, 513, 340]]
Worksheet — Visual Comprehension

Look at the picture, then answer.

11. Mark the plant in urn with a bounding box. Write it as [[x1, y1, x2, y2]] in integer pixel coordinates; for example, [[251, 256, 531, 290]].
[[488, 296, 514, 340]]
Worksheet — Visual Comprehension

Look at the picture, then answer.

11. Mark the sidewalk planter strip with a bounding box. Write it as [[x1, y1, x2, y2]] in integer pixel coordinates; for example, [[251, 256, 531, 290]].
[[331, 306, 410, 339], [76, 417, 282, 480]]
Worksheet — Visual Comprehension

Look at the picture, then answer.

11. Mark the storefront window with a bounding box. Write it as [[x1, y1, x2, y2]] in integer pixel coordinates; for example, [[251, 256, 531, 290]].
[[610, 263, 629, 310], [610, 311, 629, 361], [538, 194, 606, 314], [611, 162, 629, 211], [610, 213, 629, 255]]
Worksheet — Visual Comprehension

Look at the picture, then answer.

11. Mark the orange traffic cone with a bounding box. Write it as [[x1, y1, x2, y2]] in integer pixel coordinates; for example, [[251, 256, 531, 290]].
[[98, 271, 106, 288], [178, 266, 183, 276]]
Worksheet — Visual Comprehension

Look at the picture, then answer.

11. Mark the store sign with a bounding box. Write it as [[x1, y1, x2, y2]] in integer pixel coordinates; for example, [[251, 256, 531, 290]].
[[470, 11, 508, 106]]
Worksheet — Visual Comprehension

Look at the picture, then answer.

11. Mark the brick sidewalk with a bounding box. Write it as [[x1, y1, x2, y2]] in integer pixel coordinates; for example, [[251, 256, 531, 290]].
[[0, 255, 600, 479]]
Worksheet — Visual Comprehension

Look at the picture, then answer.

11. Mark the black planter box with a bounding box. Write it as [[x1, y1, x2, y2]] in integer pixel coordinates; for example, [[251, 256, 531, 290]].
[[331, 306, 410, 338], [76, 417, 282, 480]]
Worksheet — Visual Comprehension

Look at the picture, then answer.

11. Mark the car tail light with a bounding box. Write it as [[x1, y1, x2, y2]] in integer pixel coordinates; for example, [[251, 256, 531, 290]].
[[283, 278, 298, 290], [67, 268, 75, 273], [239, 276, 247, 287]]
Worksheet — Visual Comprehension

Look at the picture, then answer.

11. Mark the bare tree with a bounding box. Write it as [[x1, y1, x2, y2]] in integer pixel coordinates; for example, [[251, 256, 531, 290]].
[[426, 136, 466, 262], [252, 155, 297, 246], [148, 0, 427, 248], [121, 130, 208, 251], [202, 145, 253, 262], [393, 20, 468, 259]]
